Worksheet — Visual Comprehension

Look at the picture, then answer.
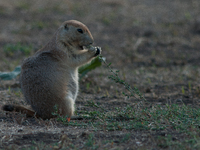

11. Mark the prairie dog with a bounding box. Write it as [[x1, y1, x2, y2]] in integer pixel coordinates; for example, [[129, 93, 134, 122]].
[[2, 20, 101, 119]]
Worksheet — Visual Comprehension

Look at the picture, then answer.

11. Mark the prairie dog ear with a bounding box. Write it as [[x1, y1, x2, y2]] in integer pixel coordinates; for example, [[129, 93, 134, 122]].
[[64, 24, 68, 30]]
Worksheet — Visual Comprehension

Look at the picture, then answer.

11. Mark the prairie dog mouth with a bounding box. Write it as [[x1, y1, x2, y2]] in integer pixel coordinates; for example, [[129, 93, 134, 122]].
[[83, 45, 94, 50], [80, 45, 94, 50]]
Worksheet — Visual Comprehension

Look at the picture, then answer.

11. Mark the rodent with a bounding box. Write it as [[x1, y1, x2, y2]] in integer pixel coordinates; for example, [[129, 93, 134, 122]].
[[2, 20, 101, 119]]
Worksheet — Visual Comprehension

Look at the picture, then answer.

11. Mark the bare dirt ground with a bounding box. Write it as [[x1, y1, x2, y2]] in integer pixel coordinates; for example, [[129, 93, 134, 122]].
[[0, 0, 200, 149]]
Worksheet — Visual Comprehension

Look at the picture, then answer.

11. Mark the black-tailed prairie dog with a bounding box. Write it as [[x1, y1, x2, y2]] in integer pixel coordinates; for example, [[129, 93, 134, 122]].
[[2, 20, 101, 119]]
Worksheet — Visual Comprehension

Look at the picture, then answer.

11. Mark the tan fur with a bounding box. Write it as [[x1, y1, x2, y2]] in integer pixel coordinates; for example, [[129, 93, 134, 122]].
[[2, 20, 101, 119]]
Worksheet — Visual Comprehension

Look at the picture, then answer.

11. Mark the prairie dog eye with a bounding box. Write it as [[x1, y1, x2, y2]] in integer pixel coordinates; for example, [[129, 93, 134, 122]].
[[77, 29, 83, 34]]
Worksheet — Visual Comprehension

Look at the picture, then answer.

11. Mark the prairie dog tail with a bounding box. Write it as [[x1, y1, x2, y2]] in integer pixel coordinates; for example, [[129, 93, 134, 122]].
[[2, 104, 38, 118]]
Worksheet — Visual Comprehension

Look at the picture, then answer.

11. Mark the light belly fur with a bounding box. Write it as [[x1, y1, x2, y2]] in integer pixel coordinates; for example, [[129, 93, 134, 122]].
[[67, 70, 79, 101]]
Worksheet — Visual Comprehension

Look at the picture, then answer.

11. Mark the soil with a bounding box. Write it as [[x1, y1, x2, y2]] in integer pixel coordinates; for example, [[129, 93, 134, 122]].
[[0, 0, 200, 149]]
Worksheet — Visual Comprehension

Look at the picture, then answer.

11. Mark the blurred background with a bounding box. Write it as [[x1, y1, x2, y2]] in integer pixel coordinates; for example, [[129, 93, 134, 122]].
[[0, 0, 200, 96]]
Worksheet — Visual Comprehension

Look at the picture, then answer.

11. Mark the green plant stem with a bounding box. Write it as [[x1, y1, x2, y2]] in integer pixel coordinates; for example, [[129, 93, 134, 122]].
[[99, 55, 146, 101]]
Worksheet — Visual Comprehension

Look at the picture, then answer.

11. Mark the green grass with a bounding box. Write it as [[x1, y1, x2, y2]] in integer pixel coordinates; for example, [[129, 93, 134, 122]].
[[58, 98, 199, 132], [84, 134, 99, 150], [31, 21, 48, 30], [52, 101, 200, 149], [16, 1, 31, 10], [69, 3, 89, 17], [3, 43, 32, 57], [100, 13, 117, 26]]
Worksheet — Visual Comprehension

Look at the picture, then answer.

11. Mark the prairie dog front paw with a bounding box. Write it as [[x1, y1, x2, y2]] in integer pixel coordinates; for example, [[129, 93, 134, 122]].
[[94, 46, 101, 56], [86, 45, 101, 57]]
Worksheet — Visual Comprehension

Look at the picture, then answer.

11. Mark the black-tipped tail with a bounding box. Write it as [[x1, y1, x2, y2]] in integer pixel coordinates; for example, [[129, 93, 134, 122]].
[[2, 104, 14, 111], [2, 104, 40, 118]]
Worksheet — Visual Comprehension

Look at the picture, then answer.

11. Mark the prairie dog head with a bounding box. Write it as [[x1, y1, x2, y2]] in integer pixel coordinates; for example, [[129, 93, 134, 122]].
[[56, 20, 94, 53]]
